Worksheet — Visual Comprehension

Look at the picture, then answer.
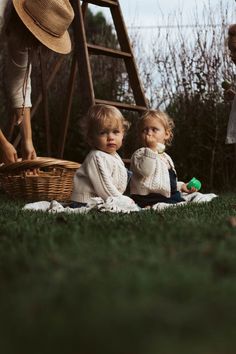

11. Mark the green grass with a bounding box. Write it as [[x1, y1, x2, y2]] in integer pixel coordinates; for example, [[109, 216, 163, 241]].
[[1, 194, 236, 354]]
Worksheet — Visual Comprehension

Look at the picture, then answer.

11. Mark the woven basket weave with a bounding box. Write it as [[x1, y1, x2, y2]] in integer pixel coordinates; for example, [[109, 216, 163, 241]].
[[0, 157, 80, 202]]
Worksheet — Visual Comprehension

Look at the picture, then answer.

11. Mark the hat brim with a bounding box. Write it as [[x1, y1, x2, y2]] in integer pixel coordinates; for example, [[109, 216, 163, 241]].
[[12, 0, 72, 54]]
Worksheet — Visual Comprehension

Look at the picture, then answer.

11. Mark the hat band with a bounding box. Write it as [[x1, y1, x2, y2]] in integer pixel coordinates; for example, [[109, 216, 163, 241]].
[[23, 4, 61, 38]]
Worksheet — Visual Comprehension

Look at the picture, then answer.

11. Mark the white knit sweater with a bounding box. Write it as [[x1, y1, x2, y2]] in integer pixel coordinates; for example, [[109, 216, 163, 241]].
[[130, 147, 183, 197], [71, 150, 128, 203]]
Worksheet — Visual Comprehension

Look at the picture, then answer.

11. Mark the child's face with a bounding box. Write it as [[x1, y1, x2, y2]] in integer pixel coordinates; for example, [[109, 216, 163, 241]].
[[140, 117, 170, 148], [228, 39, 236, 64], [93, 120, 124, 154]]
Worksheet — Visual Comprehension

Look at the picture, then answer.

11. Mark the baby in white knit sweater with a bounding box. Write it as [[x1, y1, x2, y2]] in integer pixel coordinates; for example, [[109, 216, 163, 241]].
[[71, 104, 130, 206], [130, 110, 196, 208]]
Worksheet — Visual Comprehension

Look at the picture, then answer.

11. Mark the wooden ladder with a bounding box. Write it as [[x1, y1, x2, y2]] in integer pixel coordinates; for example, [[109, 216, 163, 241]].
[[58, 0, 148, 157], [11, 0, 148, 158]]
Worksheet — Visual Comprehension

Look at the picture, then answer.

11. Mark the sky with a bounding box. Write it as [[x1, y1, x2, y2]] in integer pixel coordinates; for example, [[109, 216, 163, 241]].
[[118, 0, 235, 28], [89, 0, 235, 51], [88, 0, 236, 50], [87, 0, 236, 106]]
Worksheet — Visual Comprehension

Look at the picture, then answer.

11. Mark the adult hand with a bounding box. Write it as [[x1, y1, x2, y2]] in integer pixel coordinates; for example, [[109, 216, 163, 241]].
[[16, 108, 36, 160], [0, 140, 18, 164], [21, 139, 37, 160]]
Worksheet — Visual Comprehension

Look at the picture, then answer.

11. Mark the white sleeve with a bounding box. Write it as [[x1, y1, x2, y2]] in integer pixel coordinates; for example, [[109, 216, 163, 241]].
[[226, 95, 236, 144], [0, 0, 9, 34], [131, 148, 156, 177], [5, 29, 32, 108], [86, 154, 123, 200]]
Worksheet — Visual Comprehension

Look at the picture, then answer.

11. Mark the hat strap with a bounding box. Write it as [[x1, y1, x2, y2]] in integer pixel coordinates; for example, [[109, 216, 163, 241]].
[[23, 4, 60, 38]]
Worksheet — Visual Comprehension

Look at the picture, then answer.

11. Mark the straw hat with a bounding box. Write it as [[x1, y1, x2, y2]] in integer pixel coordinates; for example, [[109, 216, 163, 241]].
[[12, 0, 74, 54]]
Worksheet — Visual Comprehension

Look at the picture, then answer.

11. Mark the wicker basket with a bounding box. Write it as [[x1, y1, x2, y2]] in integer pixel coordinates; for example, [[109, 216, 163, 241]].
[[0, 157, 80, 202]]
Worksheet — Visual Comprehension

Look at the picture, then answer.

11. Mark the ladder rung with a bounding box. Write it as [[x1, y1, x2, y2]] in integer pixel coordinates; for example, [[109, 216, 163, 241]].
[[82, 0, 118, 7], [95, 99, 147, 112], [87, 44, 132, 58]]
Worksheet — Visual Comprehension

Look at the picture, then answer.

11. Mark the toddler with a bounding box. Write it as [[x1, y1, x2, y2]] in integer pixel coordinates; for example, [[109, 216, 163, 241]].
[[71, 104, 129, 206], [130, 110, 195, 208]]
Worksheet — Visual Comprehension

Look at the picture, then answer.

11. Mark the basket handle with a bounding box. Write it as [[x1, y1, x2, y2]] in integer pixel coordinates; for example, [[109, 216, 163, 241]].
[[0, 157, 80, 173]]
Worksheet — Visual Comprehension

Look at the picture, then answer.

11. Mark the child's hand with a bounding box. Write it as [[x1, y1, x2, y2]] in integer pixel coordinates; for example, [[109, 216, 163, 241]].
[[224, 88, 236, 102], [145, 135, 157, 151], [181, 183, 197, 194]]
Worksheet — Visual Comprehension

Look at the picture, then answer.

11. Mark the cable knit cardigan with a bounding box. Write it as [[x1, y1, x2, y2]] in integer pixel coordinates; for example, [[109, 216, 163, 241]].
[[71, 150, 128, 203], [130, 147, 183, 197]]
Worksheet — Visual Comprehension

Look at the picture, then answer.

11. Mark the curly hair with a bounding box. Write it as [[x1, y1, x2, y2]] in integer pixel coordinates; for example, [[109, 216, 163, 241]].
[[137, 109, 175, 146], [84, 104, 130, 145]]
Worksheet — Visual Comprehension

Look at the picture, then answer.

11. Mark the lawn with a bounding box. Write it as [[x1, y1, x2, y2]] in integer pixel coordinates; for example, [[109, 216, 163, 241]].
[[0, 193, 236, 354]]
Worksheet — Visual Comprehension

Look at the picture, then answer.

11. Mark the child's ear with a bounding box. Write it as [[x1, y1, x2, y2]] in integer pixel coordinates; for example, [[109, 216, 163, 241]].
[[165, 130, 171, 141]]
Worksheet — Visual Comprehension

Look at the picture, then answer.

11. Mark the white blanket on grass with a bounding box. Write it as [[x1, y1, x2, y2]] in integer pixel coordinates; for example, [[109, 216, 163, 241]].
[[23, 192, 217, 214]]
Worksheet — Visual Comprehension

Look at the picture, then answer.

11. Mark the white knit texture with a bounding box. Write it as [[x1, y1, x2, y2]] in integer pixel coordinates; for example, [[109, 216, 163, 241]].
[[71, 150, 128, 203], [130, 147, 177, 197]]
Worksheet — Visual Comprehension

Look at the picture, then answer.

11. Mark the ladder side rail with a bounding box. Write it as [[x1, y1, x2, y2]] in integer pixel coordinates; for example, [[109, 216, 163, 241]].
[[39, 48, 52, 156], [70, 0, 95, 112], [110, 4, 148, 107], [57, 1, 90, 157], [57, 55, 78, 158]]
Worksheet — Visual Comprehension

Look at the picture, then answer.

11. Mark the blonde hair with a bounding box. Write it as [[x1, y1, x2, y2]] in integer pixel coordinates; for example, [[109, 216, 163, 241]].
[[137, 109, 175, 146], [85, 104, 130, 144]]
